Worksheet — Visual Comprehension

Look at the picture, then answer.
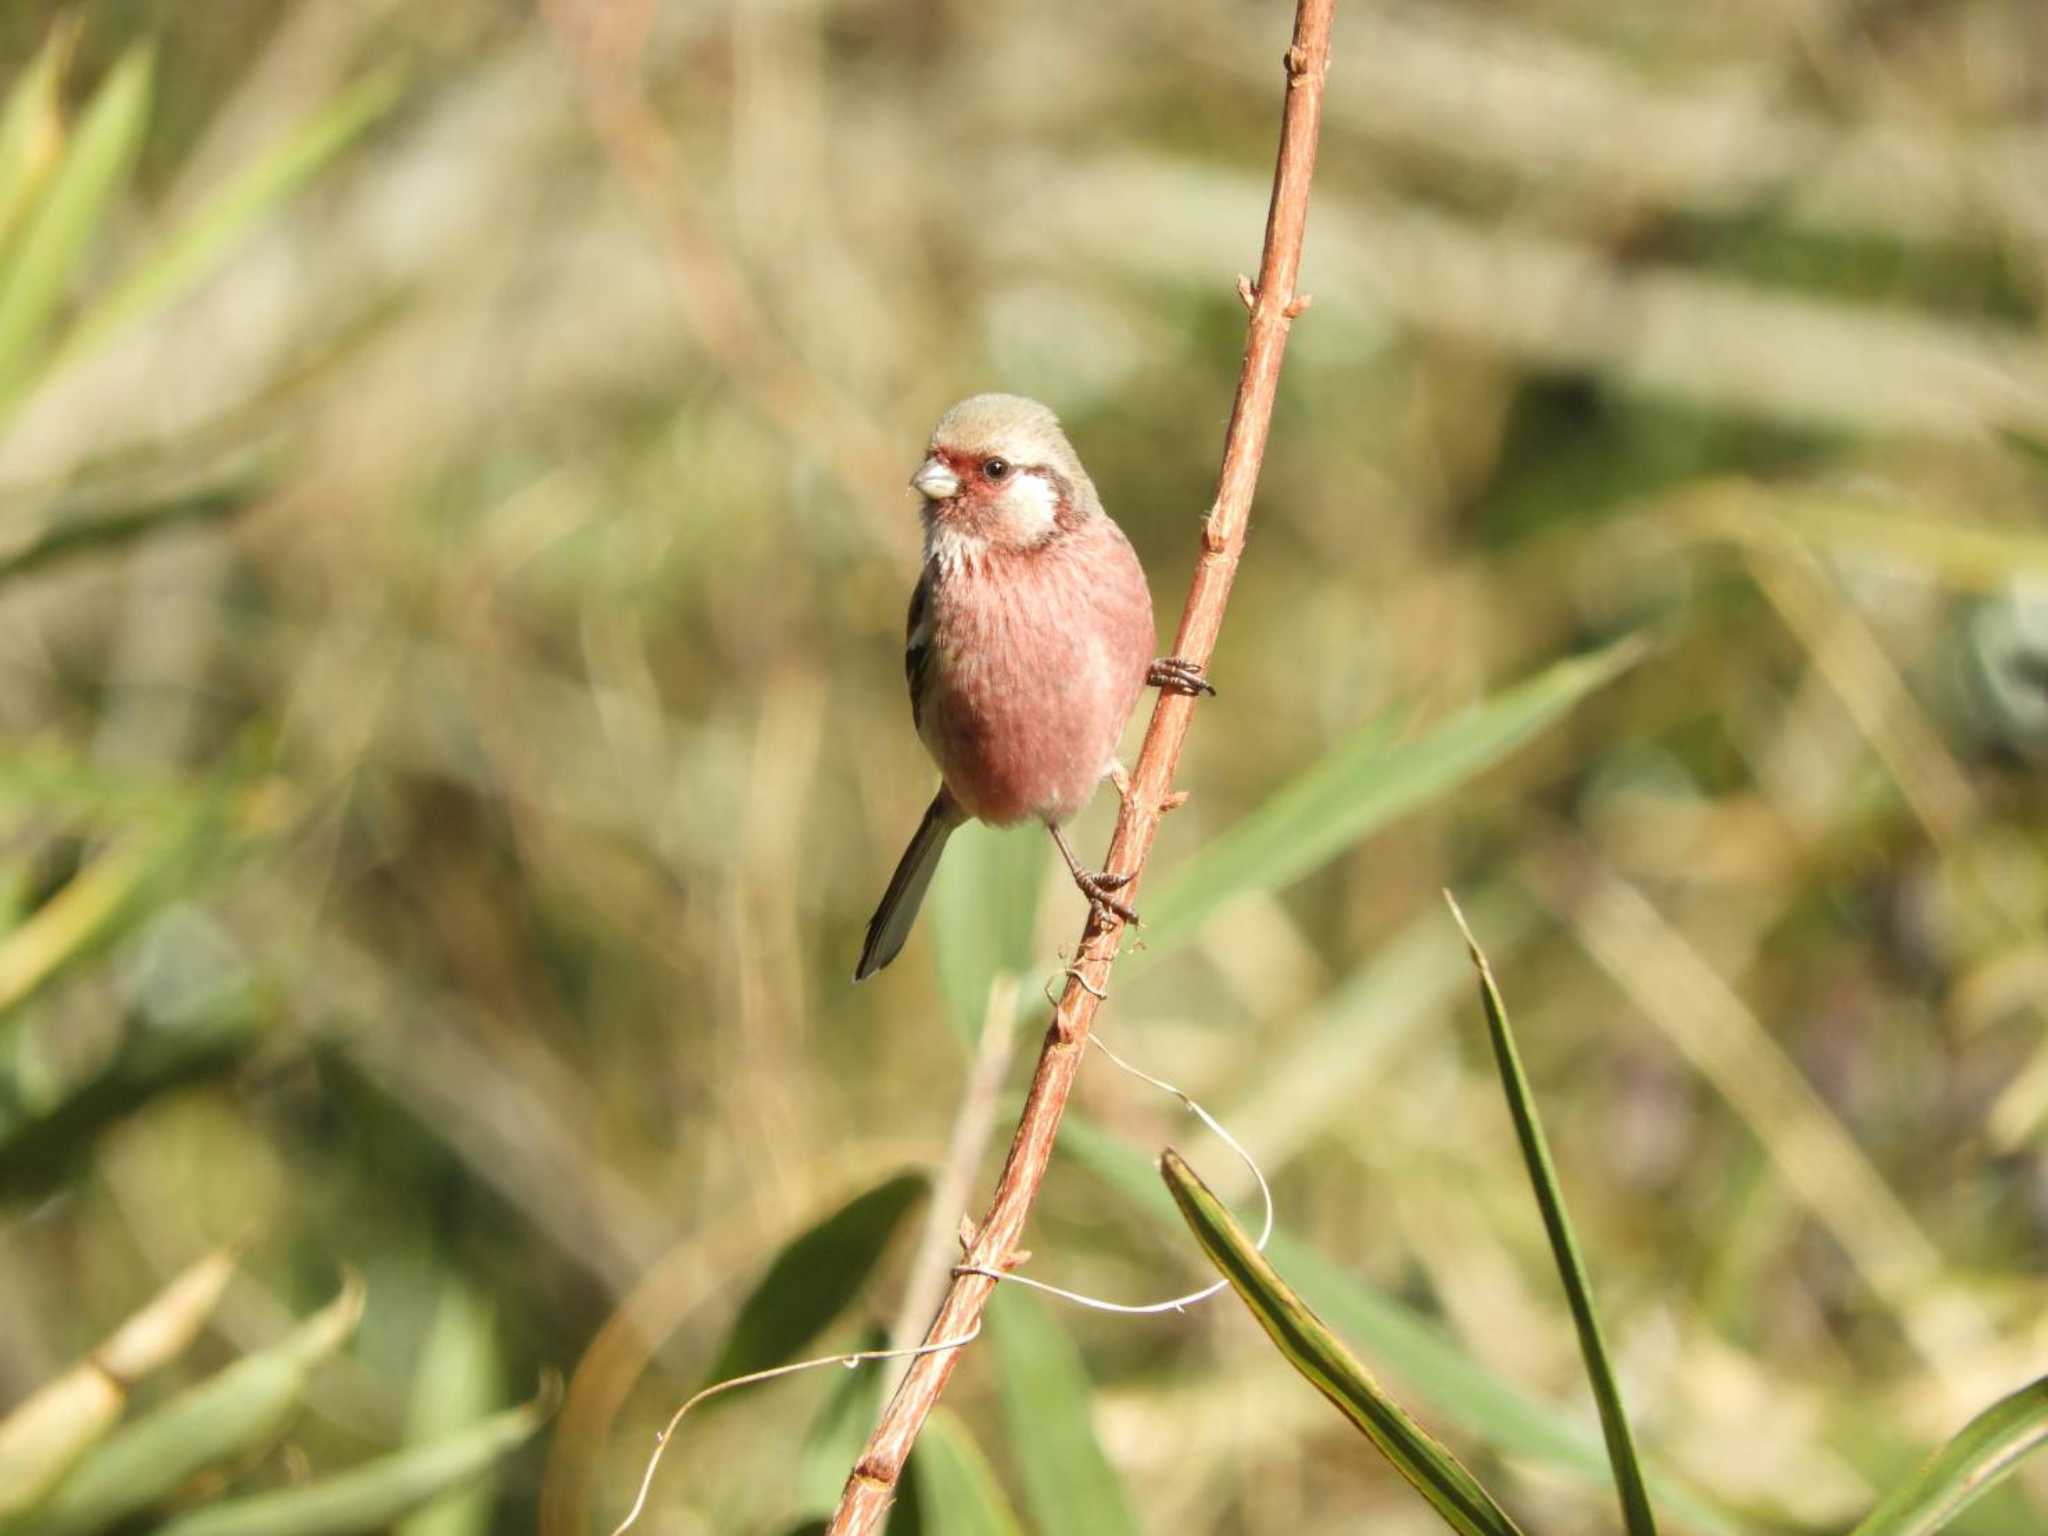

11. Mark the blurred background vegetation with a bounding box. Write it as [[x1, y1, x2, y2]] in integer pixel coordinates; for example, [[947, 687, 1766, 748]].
[[2, 0, 2047, 1531]]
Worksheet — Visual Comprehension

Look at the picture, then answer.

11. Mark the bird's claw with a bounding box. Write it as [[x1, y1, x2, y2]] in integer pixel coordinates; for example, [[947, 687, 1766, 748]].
[[1079, 877, 1141, 928], [1148, 656, 1215, 697]]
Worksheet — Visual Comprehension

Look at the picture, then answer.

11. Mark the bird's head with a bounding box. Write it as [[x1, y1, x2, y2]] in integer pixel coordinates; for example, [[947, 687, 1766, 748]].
[[912, 394, 1098, 567]]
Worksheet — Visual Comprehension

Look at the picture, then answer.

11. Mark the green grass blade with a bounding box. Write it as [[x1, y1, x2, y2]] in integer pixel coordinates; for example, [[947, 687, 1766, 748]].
[[930, 821, 1044, 1047], [913, 1409, 1027, 1536], [47, 65, 403, 384], [1847, 1376, 2048, 1536], [1059, 1116, 1754, 1536], [0, 24, 70, 257], [1147, 636, 1646, 940], [0, 46, 152, 419], [706, 1171, 927, 1384], [1161, 1149, 1527, 1536], [1448, 895, 1658, 1536], [151, 1383, 555, 1536], [988, 1287, 1139, 1536]]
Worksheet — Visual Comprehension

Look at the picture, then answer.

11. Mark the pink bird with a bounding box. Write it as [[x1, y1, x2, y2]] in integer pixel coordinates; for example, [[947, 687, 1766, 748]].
[[855, 394, 1210, 981]]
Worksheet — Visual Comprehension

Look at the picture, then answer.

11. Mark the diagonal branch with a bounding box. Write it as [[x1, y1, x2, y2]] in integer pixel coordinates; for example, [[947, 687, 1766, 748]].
[[826, 3, 1338, 1528]]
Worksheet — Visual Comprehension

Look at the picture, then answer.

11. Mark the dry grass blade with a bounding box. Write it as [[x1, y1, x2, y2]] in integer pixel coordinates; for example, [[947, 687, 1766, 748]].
[[1521, 836, 1992, 1400]]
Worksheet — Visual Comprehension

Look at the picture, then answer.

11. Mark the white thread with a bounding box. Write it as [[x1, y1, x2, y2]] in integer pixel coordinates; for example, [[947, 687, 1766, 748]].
[[609, 1326, 981, 1536], [951, 1031, 1275, 1315], [1066, 963, 1109, 1001]]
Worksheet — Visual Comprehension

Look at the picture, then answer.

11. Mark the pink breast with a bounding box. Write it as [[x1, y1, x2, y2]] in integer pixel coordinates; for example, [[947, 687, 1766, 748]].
[[918, 520, 1153, 827]]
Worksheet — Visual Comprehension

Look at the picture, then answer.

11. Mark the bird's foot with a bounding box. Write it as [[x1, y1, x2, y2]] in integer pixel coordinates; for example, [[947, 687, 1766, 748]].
[[1050, 825, 1141, 926], [1148, 656, 1215, 697]]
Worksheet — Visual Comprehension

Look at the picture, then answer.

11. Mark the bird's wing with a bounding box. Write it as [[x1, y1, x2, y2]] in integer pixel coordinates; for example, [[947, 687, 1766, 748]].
[[905, 568, 933, 734]]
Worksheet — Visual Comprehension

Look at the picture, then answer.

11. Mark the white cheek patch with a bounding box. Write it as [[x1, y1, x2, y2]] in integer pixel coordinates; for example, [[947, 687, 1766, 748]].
[[1005, 471, 1060, 540]]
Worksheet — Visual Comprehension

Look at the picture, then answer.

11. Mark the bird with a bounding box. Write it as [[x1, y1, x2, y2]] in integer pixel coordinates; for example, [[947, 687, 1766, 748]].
[[854, 393, 1212, 982]]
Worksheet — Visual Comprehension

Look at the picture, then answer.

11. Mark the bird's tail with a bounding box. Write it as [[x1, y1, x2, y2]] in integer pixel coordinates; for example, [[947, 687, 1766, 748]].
[[854, 791, 962, 981]]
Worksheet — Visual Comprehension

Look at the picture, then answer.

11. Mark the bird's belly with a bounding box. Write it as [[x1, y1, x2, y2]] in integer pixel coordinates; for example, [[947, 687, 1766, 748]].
[[920, 579, 1144, 827]]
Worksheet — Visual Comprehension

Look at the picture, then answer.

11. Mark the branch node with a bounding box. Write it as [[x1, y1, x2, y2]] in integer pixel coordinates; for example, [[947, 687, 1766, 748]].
[[955, 1248, 1031, 1278], [1284, 293, 1313, 319], [1236, 274, 1258, 311], [1161, 789, 1191, 814], [957, 1216, 979, 1252], [1285, 43, 1310, 78]]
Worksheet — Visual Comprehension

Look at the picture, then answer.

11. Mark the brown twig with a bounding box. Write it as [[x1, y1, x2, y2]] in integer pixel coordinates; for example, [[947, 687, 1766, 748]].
[[825, 3, 1337, 1528]]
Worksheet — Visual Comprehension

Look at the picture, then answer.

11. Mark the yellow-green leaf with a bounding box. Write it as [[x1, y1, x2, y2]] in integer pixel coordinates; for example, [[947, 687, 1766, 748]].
[[1147, 636, 1646, 940], [153, 1383, 554, 1536], [1848, 1376, 2048, 1536], [28, 1277, 363, 1536], [0, 46, 152, 419], [1162, 1149, 1528, 1536]]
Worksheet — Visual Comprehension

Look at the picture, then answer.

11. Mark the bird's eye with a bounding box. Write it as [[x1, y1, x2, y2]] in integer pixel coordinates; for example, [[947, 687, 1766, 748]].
[[982, 457, 1011, 481]]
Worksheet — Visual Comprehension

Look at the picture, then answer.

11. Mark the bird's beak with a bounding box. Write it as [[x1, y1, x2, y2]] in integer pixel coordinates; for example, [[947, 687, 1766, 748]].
[[911, 458, 960, 501]]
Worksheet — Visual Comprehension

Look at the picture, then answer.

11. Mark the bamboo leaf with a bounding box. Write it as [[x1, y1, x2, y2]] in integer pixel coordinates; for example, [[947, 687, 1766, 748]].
[[24, 1277, 364, 1536], [912, 1409, 1026, 1536], [706, 1171, 927, 1385], [395, 1279, 502, 1536], [1448, 895, 1658, 1536], [0, 23, 72, 256], [1148, 636, 1646, 940], [0, 1249, 233, 1518], [152, 1382, 555, 1536], [0, 839, 165, 1017], [1162, 1149, 1527, 1536], [794, 1325, 886, 1517], [1059, 1116, 1753, 1536], [1847, 1376, 2048, 1536], [47, 65, 403, 383], [987, 1287, 1139, 1536], [0, 47, 152, 419], [0, 769, 280, 1051], [0, 1370, 121, 1525]]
